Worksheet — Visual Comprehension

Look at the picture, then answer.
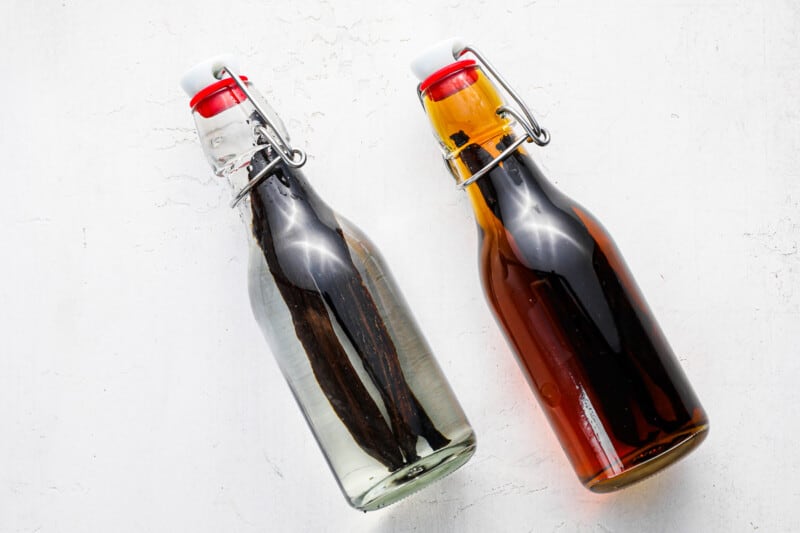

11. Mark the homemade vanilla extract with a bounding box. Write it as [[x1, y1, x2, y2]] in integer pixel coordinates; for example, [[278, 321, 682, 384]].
[[412, 40, 708, 492], [181, 56, 475, 510], [463, 138, 707, 489]]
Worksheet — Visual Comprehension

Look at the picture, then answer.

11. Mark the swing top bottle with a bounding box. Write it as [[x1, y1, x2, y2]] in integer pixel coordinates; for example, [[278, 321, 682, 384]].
[[412, 39, 709, 492], [181, 55, 475, 510]]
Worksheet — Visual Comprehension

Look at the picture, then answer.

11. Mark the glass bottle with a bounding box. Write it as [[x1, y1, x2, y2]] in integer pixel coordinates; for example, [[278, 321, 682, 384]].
[[411, 40, 708, 492], [180, 55, 475, 510]]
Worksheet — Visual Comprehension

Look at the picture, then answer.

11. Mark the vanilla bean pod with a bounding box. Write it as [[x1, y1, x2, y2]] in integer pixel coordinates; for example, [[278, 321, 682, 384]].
[[248, 147, 448, 470]]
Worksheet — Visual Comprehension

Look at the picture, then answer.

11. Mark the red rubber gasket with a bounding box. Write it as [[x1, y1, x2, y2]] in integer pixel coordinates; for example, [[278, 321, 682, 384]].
[[419, 59, 478, 101], [189, 76, 249, 118]]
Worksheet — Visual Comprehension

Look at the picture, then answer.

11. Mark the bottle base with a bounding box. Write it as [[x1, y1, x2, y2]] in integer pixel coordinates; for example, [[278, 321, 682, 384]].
[[585, 422, 709, 493], [352, 434, 477, 512]]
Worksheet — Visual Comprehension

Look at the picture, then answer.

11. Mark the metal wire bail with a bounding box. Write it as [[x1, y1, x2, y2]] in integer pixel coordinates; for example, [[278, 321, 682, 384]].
[[220, 64, 308, 207], [451, 44, 551, 190]]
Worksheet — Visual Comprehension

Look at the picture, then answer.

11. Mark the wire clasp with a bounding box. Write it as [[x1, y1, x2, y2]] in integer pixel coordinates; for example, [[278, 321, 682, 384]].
[[419, 44, 551, 190], [221, 65, 308, 207]]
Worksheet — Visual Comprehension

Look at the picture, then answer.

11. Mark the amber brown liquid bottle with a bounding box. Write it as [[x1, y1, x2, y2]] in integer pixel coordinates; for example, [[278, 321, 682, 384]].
[[414, 46, 709, 492]]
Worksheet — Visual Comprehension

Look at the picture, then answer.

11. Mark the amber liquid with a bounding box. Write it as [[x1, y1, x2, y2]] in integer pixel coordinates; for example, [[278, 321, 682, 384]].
[[422, 67, 708, 491]]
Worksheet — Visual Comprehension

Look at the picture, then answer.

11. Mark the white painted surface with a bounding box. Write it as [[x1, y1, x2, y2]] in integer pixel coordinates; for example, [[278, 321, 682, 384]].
[[1, 1, 797, 531]]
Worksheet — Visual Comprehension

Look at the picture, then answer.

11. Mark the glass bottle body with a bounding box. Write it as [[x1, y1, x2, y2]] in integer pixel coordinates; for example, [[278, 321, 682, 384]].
[[191, 83, 475, 510], [420, 66, 708, 491]]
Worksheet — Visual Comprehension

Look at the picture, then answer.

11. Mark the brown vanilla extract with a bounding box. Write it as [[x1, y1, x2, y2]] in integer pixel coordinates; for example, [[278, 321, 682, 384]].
[[418, 61, 708, 491]]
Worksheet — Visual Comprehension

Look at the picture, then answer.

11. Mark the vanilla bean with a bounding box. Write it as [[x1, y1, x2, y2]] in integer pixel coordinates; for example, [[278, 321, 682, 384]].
[[247, 145, 448, 471], [322, 273, 450, 460], [249, 165, 404, 470]]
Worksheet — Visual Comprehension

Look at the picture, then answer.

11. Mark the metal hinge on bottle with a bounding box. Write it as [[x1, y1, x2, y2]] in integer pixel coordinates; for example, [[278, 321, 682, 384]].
[[220, 65, 308, 208], [419, 43, 552, 190]]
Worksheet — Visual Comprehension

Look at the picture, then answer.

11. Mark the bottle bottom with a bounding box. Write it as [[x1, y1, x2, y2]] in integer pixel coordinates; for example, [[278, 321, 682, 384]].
[[351, 433, 477, 512], [584, 422, 709, 493]]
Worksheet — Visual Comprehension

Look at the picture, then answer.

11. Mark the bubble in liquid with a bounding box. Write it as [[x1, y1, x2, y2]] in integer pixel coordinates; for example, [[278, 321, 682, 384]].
[[405, 465, 426, 479], [540, 382, 561, 407]]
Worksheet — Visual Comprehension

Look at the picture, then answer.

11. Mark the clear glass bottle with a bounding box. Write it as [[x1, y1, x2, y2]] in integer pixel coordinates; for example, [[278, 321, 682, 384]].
[[180, 56, 475, 510], [411, 40, 708, 492]]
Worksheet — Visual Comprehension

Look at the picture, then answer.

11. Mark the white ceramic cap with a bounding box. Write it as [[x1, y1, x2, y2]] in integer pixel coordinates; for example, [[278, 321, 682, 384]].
[[180, 54, 241, 98], [410, 37, 465, 81]]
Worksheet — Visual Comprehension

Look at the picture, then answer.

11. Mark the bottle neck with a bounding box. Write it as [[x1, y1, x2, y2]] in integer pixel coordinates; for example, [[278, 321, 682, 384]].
[[421, 65, 513, 160], [189, 81, 295, 229], [421, 65, 526, 230]]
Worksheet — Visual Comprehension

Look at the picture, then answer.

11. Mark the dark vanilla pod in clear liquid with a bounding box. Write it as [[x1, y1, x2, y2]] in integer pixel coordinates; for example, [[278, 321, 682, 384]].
[[416, 55, 708, 492], [182, 56, 474, 510]]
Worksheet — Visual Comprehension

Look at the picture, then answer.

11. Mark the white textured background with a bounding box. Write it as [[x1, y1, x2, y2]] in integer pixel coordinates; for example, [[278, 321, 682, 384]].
[[1, 1, 798, 531]]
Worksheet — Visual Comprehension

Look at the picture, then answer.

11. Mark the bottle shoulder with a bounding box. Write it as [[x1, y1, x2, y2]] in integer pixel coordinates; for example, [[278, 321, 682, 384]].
[[335, 214, 391, 271], [471, 148, 612, 276]]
